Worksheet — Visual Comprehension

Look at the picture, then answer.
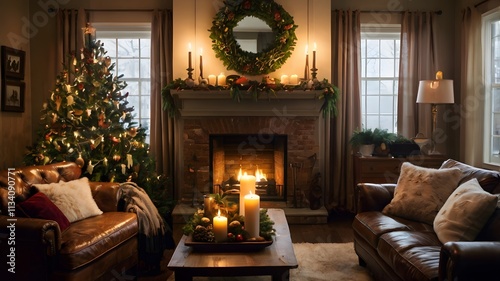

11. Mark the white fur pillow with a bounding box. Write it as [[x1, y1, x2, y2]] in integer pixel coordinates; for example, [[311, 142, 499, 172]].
[[382, 162, 462, 225], [434, 178, 498, 244], [34, 177, 103, 222]]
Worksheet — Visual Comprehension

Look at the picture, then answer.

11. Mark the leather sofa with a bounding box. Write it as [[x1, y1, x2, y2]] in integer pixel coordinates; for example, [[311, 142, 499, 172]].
[[353, 159, 500, 281], [0, 162, 138, 281]]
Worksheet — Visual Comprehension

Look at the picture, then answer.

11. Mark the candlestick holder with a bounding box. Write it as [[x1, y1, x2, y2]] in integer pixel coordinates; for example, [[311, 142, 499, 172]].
[[186, 66, 194, 80], [311, 67, 318, 82]]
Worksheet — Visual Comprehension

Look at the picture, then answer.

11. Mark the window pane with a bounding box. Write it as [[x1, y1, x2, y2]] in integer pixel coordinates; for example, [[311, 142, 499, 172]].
[[141, 39, 151, 57], [141, 99, 151, 118], [126, 81, 139, 95], [380, 59, 395, 77], [366, 81, 379, 95], [367, 96, 379, 113], [118, 59, 140, 78], [366, 59, 380, 77], [380, 80, 394, 95], [366, 115, 379, 128], [379, 116, 394, 131], [380, 96, 394, 113], [100, 39, 117, 57], [141, 59, 150, 77], [380, 40, 395, 58], [118, 38, 140, 57], [366, 40, 379, 57]]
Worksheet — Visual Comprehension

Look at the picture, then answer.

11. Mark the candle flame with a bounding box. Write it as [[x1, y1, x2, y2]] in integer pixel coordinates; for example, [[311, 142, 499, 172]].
[[200, 48, 203, 55], [188, 43, 192, 51], [217, 209, 221, 217], [314, 42, 317, 51], [305, 44, 308, 54]]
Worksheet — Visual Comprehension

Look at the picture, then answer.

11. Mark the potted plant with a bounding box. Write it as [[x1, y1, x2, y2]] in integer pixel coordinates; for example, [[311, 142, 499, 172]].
[[372, 129, 396, 156], [350, 128, 376, 156]]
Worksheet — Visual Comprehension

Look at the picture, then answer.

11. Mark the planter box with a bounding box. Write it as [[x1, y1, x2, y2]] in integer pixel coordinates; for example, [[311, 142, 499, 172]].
[[389, 143, 420, 158]]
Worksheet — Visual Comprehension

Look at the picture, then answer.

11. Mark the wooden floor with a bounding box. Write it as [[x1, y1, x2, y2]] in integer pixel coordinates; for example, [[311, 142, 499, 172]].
[[139, 210, 355, 280]]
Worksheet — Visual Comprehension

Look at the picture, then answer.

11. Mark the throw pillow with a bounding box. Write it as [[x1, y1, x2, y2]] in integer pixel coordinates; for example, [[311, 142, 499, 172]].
[[16, 192, 71, 231], [34, 177, 103, 223], [382, 162, 462, 225], [434, 178, 498, 244]]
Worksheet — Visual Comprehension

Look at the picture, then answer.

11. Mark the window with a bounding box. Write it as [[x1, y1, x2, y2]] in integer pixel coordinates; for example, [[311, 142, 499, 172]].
[[360, 26, 401, 133], [95, 24, 151, 143], [483, 10, 500, 165]]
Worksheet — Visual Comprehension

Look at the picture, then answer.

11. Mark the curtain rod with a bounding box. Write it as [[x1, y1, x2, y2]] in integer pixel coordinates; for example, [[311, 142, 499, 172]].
[[85, 9, 157, 12], [360, 10, 443, 15]]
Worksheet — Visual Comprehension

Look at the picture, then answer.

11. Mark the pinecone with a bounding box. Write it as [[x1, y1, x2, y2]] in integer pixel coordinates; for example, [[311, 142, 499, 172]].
[[193, 225, 215, 242]]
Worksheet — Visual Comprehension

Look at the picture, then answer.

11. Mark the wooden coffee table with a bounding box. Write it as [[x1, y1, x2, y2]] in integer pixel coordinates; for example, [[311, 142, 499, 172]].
[[168, 208, 298, 281]]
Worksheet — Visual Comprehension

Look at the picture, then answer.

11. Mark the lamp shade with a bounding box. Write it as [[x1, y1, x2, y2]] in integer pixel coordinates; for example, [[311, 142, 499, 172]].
[[416, 79, 454, 104]]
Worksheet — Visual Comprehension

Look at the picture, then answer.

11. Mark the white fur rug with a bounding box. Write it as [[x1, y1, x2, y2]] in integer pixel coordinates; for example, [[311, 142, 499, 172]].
[[166, 242, 374, 281]]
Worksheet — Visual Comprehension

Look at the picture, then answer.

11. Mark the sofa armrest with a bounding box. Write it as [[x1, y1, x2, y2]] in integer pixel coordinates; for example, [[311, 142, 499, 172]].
[[0, 216, 61, 255], [439, 241, 500, 281], [89, 182, 122, 212], [355, 183, 396, 213]]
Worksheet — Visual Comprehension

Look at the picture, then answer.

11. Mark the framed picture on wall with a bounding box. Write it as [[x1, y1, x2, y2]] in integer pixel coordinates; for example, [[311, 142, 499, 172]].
[[1, 80, 25, 112], [1, 46, 25, 80]]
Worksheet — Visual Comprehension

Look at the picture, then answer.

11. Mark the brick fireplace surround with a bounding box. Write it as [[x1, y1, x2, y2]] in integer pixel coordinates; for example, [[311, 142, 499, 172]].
[[172, 90, 329, 224]]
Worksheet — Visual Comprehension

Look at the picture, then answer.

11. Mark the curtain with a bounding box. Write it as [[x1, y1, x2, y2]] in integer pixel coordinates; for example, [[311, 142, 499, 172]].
[[329, 10, 361, 212], [150, 10, 175, 183], [56, 9, 87, 74], [460, 7, 483, 165], [397, 11, 437, 138]]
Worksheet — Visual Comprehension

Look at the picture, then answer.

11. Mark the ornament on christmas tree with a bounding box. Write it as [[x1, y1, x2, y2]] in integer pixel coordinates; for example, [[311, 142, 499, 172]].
[[128, 127, 137, 137], [87, 160, 94, 174], [113, 154, 121, 161], [75, 153, 85, 168], [121, 164, 126, 175], [126, 154, 133, 169]]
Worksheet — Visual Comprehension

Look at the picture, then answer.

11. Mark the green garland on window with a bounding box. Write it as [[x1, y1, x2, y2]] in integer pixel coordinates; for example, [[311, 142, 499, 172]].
[[209, 0, 298, 75]]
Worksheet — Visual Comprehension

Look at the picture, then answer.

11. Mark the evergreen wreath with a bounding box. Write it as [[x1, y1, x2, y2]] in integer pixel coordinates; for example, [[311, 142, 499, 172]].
[[209, 0, 298, 75]]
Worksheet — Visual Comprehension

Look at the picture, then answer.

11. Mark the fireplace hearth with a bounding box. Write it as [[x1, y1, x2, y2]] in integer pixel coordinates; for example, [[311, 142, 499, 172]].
[[210, 134, 287, 201]]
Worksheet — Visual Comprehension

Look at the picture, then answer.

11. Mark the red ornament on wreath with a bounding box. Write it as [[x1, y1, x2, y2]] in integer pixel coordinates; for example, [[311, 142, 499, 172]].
[[274, 11, 281, 21]]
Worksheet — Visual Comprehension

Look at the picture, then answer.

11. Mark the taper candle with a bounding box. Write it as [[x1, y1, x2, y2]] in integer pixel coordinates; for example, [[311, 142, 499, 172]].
[[199, 48, 203, 78], [204, 195, 212, 217], [244, 192, 260, 238], [304, 45, 309, 80], [312, 42, 317, 69], [188, 43, 192, 70]]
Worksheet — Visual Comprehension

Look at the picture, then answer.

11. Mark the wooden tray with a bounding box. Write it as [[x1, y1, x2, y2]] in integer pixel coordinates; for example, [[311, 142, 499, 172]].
[[184, 235, 273, 252]]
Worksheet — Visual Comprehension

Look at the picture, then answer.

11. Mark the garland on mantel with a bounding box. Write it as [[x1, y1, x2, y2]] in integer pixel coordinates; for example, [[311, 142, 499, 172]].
[[161, 77, 339, 118]]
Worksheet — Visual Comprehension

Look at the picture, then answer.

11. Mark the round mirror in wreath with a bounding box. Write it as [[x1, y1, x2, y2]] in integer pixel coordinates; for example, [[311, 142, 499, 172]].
[[209, 0, 298, 76]]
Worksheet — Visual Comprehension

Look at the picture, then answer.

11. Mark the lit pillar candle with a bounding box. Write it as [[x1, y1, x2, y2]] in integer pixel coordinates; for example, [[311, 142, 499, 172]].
[[239, 174, 256, 216], [213, 209, 227, 242], [281, 74, 289, 85], [218, 73, 226, 86], [244, 192, 260, 238], [290, 74, 298, 85], [208, 74, 216, 86]]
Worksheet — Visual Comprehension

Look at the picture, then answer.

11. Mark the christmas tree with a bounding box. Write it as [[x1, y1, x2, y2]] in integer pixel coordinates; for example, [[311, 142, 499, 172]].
[[24, 25, 166, 201]]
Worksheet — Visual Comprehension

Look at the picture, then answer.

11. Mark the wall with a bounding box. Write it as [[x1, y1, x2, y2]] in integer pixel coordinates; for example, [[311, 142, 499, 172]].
[[172, 0, 331, 82], [0, 0, 31, 169]]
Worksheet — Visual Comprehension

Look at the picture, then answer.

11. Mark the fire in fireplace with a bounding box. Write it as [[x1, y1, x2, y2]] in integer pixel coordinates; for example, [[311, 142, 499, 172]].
[[209, 134, 287, 201]]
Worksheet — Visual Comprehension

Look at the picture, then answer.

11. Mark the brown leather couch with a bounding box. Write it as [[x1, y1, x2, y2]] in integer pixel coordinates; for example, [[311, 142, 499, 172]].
[[0, 162, 138, 281], [353, 159, 500, 281]]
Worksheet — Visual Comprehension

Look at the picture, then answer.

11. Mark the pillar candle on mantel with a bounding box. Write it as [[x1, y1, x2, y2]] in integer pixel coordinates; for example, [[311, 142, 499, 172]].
[[281, 74, 289, 85], [208, 74, 216, 86], [218, 73, 226, 86], [244, 192, 260, 238], [213, 209, 227, 242], [239, 174, 256, 216]]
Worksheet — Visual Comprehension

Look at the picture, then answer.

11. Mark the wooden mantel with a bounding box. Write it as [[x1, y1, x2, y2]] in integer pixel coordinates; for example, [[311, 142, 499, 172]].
[[172, 90, 324, 117]]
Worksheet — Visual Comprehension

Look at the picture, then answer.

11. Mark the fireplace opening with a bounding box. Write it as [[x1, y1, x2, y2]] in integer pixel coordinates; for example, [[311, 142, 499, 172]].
[[209, 134, 287, 201]]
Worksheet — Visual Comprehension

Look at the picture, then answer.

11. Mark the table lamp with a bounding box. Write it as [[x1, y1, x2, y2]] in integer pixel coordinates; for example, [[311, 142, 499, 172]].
[[416, 71, 454, 154]]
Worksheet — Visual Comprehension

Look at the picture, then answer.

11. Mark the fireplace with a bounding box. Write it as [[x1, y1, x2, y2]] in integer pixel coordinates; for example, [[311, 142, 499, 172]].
[[172, 90, 327, 207], [210, 134, 287, 201]]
